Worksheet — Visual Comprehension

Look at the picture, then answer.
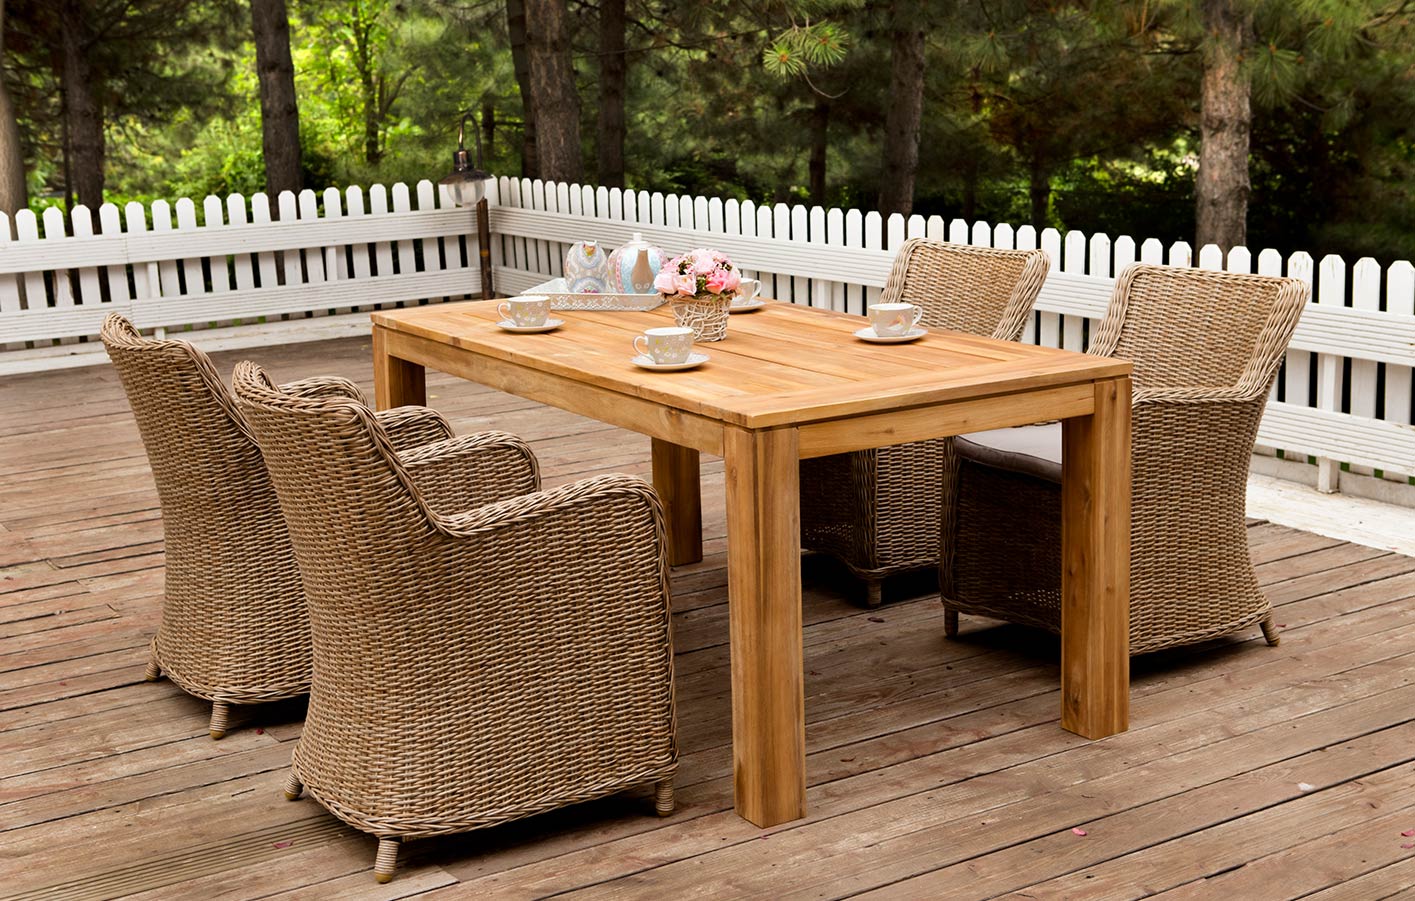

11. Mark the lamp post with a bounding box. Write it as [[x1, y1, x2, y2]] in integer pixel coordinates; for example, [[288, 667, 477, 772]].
[[438, 109, 494, 300]]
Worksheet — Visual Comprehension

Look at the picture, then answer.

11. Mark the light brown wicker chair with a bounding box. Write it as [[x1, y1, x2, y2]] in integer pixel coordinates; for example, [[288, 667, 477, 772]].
[[231, 361, 679, 884], [101, 313, 452, 739], [799, 238, 1050, 605], [942, 264, 1310, 654]]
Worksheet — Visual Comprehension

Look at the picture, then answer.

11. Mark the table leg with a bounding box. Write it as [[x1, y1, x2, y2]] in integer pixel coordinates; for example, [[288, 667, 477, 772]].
[[1060, 375, 1132, 739], [651, 439, 703, 566], [372, 327, 426, 410], [723, 426, 806, 827]]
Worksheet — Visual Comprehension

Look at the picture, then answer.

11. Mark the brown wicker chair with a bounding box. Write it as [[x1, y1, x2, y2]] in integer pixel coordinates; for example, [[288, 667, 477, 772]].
[[101, 313, 452, 738], [942, 264, 1310, 654], [231, 361, 679, 884], [799, 238, 1050, 605]]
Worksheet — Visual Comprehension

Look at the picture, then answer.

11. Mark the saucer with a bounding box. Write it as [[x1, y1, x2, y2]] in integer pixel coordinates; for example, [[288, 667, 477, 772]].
[[855, 326, 926, 344], [632, 352, 709, 371], [497, 318, 563, 333], [729, 298, 767, 313]]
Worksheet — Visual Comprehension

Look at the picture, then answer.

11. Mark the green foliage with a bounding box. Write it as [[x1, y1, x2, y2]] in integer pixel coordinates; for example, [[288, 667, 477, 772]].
[[2, 0, 1414, 264]]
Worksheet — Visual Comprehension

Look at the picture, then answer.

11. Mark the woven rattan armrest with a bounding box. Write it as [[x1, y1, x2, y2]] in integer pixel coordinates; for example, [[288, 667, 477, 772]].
[[398, 430, 540, 515], [376, 406, 456, 451], [1132, 384, 1268, 405], [432, 473, 657, 540], [279, 376, 367, 404]]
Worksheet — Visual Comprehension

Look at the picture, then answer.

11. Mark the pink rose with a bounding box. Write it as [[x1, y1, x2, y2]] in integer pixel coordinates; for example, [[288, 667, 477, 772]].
[[691, 249, 716, 275], [705, 268, 730, 294], [721, 268, 741, 293], [674, 273, 698, 296], [654, 270, 679, 294]]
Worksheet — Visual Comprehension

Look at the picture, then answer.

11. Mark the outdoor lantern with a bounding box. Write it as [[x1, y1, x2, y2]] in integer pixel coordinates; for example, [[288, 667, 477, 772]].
[[439, 109, 494, 298]]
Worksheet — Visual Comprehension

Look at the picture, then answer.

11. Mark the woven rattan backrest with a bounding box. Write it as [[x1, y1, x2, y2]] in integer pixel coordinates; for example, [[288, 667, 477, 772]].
[[1089, 264, 1310, 393], [230, 361, 432, 556], [100, 314, 276, 549], [881, 239, 1050, 340]]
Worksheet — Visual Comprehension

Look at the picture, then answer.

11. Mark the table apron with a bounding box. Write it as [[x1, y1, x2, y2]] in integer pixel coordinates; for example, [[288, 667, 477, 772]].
[[795, 382, 1096, 458], [378, 327, 726, 455]]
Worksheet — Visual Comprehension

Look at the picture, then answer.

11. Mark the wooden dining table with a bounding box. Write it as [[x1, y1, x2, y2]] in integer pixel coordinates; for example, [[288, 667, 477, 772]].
[[370, 298, 1133, 829]]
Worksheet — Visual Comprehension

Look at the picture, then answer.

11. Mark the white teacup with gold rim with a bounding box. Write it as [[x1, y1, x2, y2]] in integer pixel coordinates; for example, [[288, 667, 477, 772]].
[[498, 296, 550, 328], [633, 326, 695, 365], [867, 302, 923, 338]]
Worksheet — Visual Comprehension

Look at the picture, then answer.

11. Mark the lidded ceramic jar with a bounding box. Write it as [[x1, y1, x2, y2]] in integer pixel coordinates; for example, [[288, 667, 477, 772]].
[[564, 240, 610, 294], [607, 232, 668, 294]]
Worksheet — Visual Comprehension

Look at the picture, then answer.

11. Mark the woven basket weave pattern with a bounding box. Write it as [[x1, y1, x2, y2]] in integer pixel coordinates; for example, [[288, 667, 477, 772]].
[[943, 264, 1309, 653], [101, 314, 313, 712], [231, 363, 678, 845], [670, 294, 732, 341], [799, 239, 1050, 592]]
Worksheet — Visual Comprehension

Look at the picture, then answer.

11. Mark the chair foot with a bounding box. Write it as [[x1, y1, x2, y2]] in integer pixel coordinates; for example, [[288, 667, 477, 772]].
[[944, 607, 959, 639], [282, 771, 304, 801], [209, 701, 231, 740], [1260, 613, 1280, 647], [865, 580, 883, 608], [374, 837, 400, 883], [654, 776, 675, 817], [143, 659, 161, 682]]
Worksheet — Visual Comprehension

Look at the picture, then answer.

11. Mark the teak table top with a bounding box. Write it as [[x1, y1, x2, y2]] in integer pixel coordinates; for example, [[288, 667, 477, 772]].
[[370, 300, 1130, 431]]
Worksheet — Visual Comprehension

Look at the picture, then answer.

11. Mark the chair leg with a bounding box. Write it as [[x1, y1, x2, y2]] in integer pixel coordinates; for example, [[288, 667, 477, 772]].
[[209, 701, 231, 740], [144, 658, 161, 682], [864, 579, 883, 608], [944, 607, 959, 639], [282, 771, 304, 801], [374, 837, 401, 884], [1260, 612, 1281, 647], [654, 776, 675, 817]]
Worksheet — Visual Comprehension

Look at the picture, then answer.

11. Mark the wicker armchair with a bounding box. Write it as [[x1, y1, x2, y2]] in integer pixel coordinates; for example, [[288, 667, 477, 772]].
[[942, 264, 1310, 654], [231, 361, 679, 884], [101, 314, 452, 738], [799, 239, 1050, 605]]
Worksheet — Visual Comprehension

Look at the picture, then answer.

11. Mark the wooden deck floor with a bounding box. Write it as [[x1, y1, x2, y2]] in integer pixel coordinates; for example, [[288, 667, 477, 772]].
[[4, 334, 1415, 900]]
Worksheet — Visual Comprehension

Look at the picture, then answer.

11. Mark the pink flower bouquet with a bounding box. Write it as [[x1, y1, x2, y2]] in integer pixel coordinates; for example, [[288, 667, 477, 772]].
[[653, 249, 742, 299], [654, 249, 741, 342]]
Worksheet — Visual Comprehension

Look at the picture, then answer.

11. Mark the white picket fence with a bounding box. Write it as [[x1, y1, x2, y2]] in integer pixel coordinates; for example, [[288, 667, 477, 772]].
[[2, 175, 1412, 495]]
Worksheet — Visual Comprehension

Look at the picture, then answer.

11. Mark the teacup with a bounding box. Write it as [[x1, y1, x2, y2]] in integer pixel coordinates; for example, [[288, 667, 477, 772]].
[[633, 326, 695, 365], [736, 278, 760, 303], [498, 296, 550, 328], [868, 302, 923, 337]]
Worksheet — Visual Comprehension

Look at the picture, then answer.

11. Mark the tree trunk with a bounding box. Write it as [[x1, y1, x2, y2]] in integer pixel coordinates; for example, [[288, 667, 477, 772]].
[[596, 0, 625, 188], [525, 0, 582, 183], [0, 0, 28, 227], [352, 12, 380, 165], [808, 96, 829, 205], [482, 98, 496, 163], [878, 0, 925, 215], [1029, 152, 1049, 229], [251, 0, 302, 199], [1195, 0, 1252, 253], [506, 0, 537, 178], [59, 0, 102, 210]]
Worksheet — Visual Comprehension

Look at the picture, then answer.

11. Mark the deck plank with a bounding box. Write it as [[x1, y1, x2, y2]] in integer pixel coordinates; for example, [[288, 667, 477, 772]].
[[1, 334, 1412, 899]]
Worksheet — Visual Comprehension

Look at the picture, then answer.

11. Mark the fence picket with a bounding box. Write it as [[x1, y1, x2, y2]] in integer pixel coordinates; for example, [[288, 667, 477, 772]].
[[42, 207, 75, 308], [369, 184, 395, 282], [1061, 230, 1087, 350], [99, 204, 131, 315], [1350, 258, 1382, 422], [1038, 229, 1062, 349], [69, 205, 103, 306], [1384, 263, 1414, 467], [227, 194, 256, 292]]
